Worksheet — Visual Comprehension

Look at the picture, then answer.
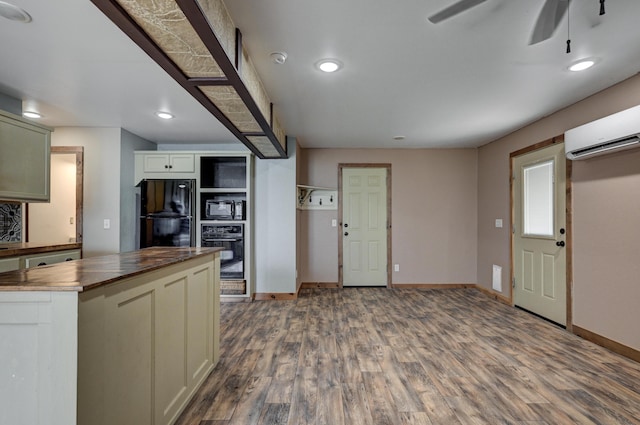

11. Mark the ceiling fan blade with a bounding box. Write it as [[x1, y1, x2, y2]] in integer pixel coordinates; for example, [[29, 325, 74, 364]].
[[529, 0, 569, 45], [428, 0, 488, 24]]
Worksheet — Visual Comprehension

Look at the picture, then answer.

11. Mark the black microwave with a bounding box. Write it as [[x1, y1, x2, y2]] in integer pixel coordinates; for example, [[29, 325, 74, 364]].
[[205, 200, 234, 220], [205, 200, 246, 220]]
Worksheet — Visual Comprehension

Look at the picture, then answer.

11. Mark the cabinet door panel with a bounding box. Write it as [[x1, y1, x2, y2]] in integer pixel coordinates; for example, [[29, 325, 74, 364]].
[[187, 265, 212, 384], [170, 154, 195, 173], [104, 283, 155, 425], [155, 275, 188, 425], [143, 154, 171, 172]]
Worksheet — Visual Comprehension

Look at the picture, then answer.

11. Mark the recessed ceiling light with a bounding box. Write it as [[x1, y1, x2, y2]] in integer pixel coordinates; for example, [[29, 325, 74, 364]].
[[23, 111, 42, 119], [316, 59, 343, 73], [0, 1, 32, 23], [156, 111, 174, 120], [568, 59, 596, 72]]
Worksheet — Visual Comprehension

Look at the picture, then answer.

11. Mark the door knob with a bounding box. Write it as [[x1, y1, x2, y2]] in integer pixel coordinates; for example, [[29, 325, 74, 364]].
[[344, 232, 349, 236], [556, 241, 565, 247]]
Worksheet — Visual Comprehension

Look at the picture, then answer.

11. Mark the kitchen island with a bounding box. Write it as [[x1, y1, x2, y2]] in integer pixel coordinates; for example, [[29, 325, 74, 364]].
[[0, 247, 221, 425]]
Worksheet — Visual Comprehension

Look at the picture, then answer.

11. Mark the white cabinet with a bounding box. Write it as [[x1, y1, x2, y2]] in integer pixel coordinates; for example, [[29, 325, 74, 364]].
[[143, 153, 195, 173], [23, 249, 81, 268], [135, 152, 196, 182], [0, 291, 78, 425]]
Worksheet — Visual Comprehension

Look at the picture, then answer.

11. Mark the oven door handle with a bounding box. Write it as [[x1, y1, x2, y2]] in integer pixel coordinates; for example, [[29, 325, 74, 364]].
[[207, 238, 241, 242]]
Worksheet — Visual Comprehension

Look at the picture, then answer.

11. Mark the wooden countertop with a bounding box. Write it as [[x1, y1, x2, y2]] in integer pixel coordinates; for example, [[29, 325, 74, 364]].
[[0, 247, 221, 292], [0, 242, 82, 258]]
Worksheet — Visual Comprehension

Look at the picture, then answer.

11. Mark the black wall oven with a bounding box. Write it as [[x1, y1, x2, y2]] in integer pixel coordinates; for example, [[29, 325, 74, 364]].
[[201, 224, 244, 279]]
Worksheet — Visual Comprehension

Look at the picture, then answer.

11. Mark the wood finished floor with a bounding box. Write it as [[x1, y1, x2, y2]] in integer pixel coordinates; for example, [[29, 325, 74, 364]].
[[176, 288, 640, 425]]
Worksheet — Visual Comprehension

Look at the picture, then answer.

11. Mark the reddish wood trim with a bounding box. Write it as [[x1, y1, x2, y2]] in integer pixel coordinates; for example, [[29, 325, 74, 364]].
[[338, 164, 392, 288], [300, 282, 340, 289], [220, 296, 253, 303], [573, 325, 640, 363], [254, 292, 297, 301], [474, 285, 511, 305], [509, 136, 563, 159], [509, 136, 572, 326], [390, 283, 475, 289]]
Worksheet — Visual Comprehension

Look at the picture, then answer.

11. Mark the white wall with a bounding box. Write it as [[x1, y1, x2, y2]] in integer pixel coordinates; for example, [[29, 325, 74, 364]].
[[254, 138, 297, 294], [52, 127, 122, 257]]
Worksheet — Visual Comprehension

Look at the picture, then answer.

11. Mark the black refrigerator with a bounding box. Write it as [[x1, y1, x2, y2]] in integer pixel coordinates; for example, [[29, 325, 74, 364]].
[[138, 179, 195, 248]]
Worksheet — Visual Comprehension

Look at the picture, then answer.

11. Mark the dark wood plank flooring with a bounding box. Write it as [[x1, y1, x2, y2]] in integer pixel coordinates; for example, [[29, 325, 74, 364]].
[[176, 288, 640, 425]]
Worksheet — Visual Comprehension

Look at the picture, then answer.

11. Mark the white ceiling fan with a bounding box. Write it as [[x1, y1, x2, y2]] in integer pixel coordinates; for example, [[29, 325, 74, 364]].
[[428, 0, 571, 45]]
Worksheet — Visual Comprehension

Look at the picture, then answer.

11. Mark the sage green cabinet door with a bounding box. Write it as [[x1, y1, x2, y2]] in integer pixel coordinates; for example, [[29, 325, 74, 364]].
[[0, 111, 51, 202]]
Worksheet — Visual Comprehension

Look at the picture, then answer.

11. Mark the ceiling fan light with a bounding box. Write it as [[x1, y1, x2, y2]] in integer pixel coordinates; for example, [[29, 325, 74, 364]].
[[568, 60, 595, 72]]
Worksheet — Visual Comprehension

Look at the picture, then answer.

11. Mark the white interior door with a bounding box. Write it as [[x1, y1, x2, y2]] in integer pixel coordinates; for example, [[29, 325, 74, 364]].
[[513, 143, 567, 325], [341, 167, 388, 287]]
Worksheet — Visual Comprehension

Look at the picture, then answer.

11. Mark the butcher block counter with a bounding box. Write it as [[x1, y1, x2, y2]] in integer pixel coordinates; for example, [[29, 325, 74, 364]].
[[0, 241, 82, 258], [0, 247, 221, 425]]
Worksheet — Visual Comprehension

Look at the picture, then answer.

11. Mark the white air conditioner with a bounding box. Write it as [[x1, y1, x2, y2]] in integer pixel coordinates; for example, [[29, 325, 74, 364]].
[[564, 105, 640, 160]]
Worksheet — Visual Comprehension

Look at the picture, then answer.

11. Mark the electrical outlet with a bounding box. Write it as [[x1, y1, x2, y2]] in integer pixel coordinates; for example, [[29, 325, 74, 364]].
[[394, 264, 399, 272]]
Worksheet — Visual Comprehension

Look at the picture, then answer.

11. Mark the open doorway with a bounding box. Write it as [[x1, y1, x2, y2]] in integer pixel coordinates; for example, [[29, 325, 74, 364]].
[[27, 146, 83, 243]]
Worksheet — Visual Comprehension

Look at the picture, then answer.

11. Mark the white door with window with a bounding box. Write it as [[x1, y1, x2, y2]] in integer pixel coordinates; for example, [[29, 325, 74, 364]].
[[341, 167, 388, 287], [513, 143, 566, 325]]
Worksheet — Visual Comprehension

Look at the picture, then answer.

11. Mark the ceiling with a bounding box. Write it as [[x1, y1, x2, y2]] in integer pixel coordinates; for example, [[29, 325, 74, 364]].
[[1, 0, 640, 152]]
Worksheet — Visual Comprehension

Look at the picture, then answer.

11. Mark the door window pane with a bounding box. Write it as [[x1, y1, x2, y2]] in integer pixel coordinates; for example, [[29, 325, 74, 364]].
[[523, 160, 554, 236]]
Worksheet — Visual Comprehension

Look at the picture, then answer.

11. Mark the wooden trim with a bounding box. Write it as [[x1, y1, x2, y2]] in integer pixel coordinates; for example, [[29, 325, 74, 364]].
[[509, 136, 572, 325], [510, 136, 563, 159], [300, 282, 340, 289], [390, 283, 475, 289], [220, 296, 253, 303], [474, 285, 511, 305], [338, 164, 392, 288], [254, 292, 297, 301], [573, 325, 640, 363]]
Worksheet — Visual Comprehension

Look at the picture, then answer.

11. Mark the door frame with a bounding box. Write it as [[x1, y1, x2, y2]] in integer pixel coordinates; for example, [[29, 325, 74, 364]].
[[509, 136, 573, 331], [338, 163, 392, 288]]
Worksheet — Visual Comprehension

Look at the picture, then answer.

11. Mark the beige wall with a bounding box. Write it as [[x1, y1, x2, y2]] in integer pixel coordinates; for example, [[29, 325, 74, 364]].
[[299, 148, 478, 285], [477, 73, 640, 350], [28, 154, 76, 244]]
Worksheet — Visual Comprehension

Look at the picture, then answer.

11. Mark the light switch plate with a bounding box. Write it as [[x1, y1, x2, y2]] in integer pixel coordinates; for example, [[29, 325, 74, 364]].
[[331, 219, 337, 227], [495, 219, 503, 228], [103, 219, 110, 229]]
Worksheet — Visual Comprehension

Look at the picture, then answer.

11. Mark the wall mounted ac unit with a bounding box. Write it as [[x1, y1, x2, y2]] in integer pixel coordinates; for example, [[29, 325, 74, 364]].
[[565, 105, 640, 160]]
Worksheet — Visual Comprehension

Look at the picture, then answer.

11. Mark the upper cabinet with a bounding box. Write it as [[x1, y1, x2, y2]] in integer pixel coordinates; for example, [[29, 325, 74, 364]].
[[135, 152, 196, 182], [0, 110, 51, 202]]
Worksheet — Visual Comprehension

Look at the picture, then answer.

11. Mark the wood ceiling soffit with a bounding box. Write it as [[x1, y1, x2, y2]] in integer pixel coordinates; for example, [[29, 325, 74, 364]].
[[91, 0, 287, 159]]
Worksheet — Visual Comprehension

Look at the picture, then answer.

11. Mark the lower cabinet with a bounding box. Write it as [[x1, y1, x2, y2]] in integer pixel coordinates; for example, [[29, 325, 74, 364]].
[[78, 254, 220, 425], [23, 249, 81, 268], [0, 257, 20, 272]]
